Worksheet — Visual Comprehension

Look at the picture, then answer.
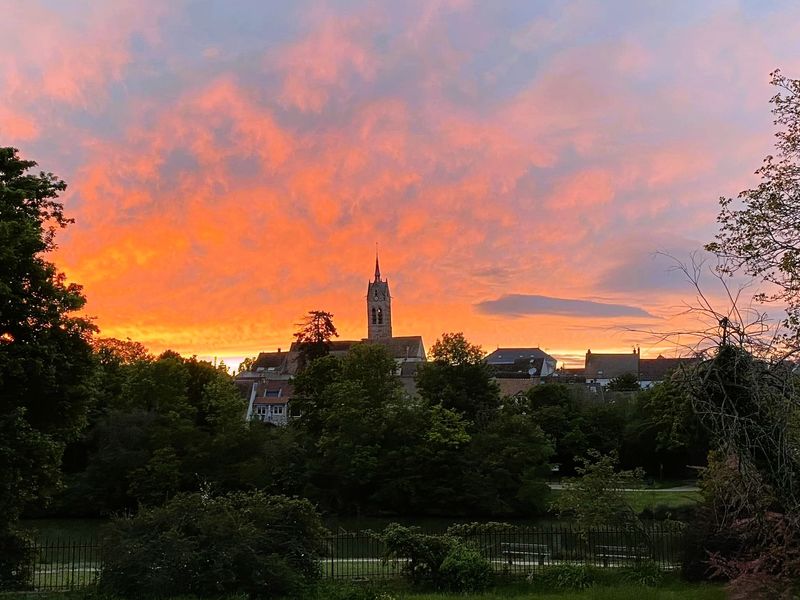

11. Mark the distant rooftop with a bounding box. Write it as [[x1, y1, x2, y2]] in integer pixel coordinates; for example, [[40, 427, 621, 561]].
[[485, 347, 555, 365]]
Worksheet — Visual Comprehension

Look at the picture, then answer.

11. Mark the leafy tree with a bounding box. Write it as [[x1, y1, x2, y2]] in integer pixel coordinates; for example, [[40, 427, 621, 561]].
[[237, 356, 257, 374], [527, 385, 591, 474], [620, 380, 709, 477], [0, 147, 94, 581], [293, 310, 338, 365], [607, 372, 640, 391], [295, 344, 405, 512], [61, 351, 256, 513], [100, 491, 327, 599], [92, 338, 150, 364], [430, 332, 485, 365], [464, 407, 553, 515], [416, 332, 500, 424], [551, 450, 644, 534], [707, 71, 800, 337]]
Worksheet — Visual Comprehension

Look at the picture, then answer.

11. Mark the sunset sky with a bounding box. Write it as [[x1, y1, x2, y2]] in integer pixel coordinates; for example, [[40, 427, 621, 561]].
[[3, 1, 800, 368]]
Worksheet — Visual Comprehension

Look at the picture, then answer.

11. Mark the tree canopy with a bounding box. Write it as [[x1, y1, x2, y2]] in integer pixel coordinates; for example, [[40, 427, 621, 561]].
[[293, 310, 338, 364], [707, 71, 800, 339], [0, 147, 94, 522]]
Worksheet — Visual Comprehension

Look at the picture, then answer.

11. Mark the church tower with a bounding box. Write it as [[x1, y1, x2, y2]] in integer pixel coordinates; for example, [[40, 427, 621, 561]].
[[367, 253, 392, 340]]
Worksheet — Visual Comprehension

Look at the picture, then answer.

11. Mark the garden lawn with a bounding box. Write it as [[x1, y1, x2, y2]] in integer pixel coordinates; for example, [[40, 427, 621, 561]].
[[398, 581, 724, 599], [623, 490, 700, 514]]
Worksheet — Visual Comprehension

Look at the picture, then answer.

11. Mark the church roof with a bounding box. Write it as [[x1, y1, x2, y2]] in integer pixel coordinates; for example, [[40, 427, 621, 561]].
[[364, 335, 426, 360], [288, 340, 360, 355]]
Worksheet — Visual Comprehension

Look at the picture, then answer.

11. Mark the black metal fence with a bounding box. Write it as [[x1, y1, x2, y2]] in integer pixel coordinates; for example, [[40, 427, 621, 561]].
[[14, 524, 685, 591], [22, 538, 102, 591], [324, 523, 685, 580]]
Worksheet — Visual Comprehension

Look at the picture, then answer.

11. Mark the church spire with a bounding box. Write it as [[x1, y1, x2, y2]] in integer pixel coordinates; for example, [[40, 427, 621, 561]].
[[367, 248, 391, 339]]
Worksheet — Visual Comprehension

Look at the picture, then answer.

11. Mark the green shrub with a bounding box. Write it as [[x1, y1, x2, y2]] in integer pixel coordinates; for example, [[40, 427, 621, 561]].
[[99, 491, 327, 599], [377, 523, 494, 592], [439, 542, 494, 592], [621, 560, 663, 586], [529, 564, 596, 590], [0, 527, 35, 590], [377, 523, 458, 586]]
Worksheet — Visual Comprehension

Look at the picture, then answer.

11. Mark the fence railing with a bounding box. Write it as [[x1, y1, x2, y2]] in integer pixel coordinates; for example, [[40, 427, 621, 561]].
[[12, 523, 685, 591], [324, 523, 686, 580]]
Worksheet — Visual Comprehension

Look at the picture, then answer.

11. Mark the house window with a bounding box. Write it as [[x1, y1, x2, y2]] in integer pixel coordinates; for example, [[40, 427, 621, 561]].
[[274, 405, 284, 415], [255, 405, 268, 415], [377, 307, 383, 324]]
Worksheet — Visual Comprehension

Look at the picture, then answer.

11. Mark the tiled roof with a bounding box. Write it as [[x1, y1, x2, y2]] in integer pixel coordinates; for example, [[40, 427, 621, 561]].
[[492, 356, 548, 378], [252, 351, 287, 371], [252, 379, 293, 405], [485, 347, 555, 365], [585, 352, 638, 379], [638, 357, 695, 381]]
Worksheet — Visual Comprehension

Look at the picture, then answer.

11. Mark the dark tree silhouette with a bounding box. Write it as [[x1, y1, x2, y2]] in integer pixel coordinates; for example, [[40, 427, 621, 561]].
[[293, 310, 339, 365]]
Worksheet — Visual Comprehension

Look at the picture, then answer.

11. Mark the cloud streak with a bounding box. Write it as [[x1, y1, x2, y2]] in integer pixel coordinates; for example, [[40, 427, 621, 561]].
[[475, 294, 655, 319]]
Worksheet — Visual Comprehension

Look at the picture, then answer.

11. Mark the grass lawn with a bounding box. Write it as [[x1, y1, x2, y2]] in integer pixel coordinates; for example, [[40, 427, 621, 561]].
[[0, 581, 727, 600], [316, 578, 726, 600], [547, 488, 700, 515], [623, 490, 701, 514], [398, 582, 724, 599]]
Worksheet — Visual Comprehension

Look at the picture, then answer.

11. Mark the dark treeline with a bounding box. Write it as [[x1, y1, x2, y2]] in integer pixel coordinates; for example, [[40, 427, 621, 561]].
[[44, 332, 708, 519]]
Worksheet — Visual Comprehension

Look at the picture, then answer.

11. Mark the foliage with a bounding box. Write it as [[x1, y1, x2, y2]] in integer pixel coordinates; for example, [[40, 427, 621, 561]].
[[54, 351, 259, 514], [294, 310, 339, 365], [620, 560, 663, 587], [551, 450, 644, 534], [416, 333, 500, 425], [91, 338, 150, 365], [429, 332, 485, 366], [707, 71, 800, 337], [378, 523, 493, 592], [236, 356, 257, 374], [606, 373, 639, 392], [526, 385, 626, 475], [527, 564, 596, 590], [99, 491, 327, 599], [621, 380, 709, 477], [463, 408, 553, 515], [676, 344, 800, 596], [0, 527, 35, 591], [0, 147, 94, 568], [438, 542, 494, 592], [378, 524, 459, 587]]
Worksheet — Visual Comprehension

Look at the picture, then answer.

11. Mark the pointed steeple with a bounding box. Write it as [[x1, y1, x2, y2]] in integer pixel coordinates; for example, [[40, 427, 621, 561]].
[[367, 247, 391, 339]]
